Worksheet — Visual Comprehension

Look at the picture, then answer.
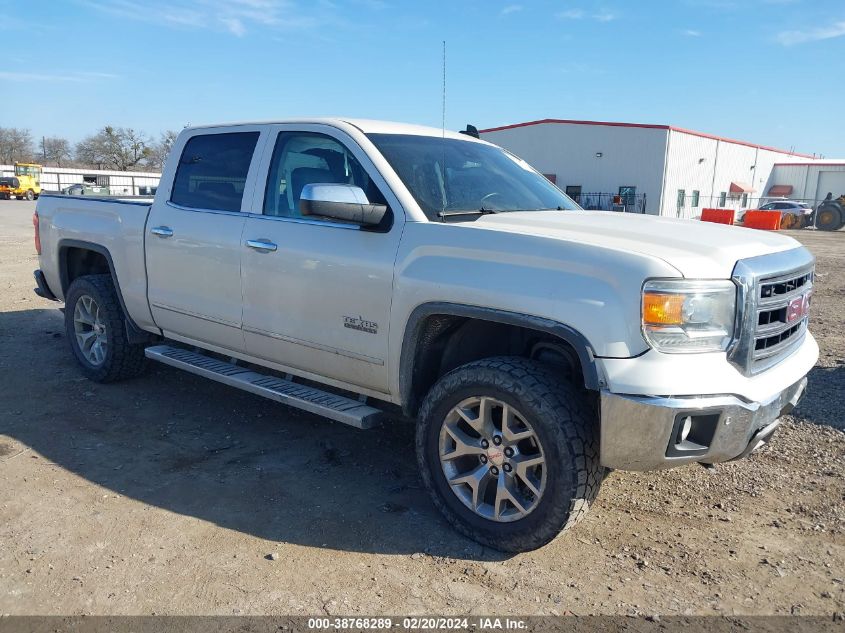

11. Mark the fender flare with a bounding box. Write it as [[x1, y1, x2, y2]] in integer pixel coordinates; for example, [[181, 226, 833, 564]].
[[57, 238, 155, 344], [398, 302, 605, 414]]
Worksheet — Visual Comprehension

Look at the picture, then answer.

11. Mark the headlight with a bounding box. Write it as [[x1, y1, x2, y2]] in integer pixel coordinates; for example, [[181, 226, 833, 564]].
[[642, 280, 737, 353]]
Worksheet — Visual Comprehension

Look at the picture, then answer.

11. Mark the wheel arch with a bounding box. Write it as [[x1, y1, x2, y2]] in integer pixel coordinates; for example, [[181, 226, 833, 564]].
[[398, 302, 604, 417], [57, 239, 154, 344]]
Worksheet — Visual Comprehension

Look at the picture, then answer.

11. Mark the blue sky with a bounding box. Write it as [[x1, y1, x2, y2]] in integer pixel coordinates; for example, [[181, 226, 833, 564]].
[[1, 0, 843, 156]]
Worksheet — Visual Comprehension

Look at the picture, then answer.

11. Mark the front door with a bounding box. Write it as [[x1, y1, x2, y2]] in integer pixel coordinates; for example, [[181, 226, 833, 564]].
[[146, 129, 263, 352], [240, 126, 404, 393]]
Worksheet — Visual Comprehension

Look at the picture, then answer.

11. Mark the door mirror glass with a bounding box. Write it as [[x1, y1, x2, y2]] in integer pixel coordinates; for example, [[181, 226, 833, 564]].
[[299, 183, 387, 227]]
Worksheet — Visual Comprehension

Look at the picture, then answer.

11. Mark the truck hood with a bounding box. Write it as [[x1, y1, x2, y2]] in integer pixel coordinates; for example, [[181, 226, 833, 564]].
[[470, 210, 801, 278]]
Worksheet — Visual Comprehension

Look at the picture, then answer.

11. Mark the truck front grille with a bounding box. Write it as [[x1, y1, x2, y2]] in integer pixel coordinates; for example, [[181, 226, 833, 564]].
[[760, 272, 812, 299], [750, 268, 813, 369], [729, 249, 815, 376]]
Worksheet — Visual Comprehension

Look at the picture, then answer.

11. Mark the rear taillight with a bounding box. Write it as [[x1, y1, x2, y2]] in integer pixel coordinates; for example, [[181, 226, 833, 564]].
[[33, 212, 41, 254]]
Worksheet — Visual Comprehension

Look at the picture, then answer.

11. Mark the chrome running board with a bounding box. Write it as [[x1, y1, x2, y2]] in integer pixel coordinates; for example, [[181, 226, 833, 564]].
[[145, 345, 382, 429]]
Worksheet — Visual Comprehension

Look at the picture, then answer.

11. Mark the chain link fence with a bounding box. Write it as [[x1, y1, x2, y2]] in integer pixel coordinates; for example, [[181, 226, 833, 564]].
[[675, 194, 844, 230], [569, 192, 648, 213], [567, 190, 843, 231]]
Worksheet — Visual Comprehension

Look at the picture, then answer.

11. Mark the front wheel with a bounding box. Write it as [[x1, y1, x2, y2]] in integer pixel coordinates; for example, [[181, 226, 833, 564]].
[[64, 274, 148, 382], [416, 357, 602, 552]]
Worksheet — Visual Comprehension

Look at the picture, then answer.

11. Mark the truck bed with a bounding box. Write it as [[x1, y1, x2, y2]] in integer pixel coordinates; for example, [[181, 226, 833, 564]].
[[35, 193, 156, 332]]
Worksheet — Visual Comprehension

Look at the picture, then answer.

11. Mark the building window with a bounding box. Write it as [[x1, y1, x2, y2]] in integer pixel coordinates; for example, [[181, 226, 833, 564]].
[[691, 190, 700, 207], [565, 185, 581, 203], [618, 186, 636, 206], [718, 192, 727, 207], [677, 189, 686, 209], [741, 193, 748, 207]]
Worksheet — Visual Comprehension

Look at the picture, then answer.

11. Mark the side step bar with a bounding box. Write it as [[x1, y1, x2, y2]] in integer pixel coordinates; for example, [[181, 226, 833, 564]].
[[145, 345, 382, 429]]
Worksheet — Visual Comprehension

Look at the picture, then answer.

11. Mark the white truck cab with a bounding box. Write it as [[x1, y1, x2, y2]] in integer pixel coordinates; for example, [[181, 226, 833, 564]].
[[33, 118, 817, 552]]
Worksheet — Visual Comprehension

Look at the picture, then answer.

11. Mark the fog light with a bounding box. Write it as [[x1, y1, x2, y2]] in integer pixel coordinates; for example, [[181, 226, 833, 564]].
[[666, 412, 721, 458]]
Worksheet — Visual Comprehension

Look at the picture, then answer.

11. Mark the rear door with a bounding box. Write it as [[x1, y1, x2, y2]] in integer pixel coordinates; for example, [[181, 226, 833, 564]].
[[146, 127, 265, 352], [239, 124, 405, 394]]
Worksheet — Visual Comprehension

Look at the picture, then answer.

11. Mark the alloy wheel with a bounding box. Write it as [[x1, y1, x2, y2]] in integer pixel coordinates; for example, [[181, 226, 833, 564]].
[[438, 396, 547, 522], [73, 294, 108, 366]]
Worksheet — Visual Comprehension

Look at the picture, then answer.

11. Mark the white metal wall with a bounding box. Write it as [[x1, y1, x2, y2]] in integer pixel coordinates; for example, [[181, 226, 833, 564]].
[[481, 123, 669, 214], [765, 163, 845, 201], [815, 168, 845, 200], [661, 132, 720, 218], [660, 131, 806, 217]]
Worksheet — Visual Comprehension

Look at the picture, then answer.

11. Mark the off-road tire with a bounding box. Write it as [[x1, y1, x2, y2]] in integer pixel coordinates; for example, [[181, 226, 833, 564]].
[[416, 356, 602, 552], [815, 204, 843, 231], [25, 189, 35, 201], [64, 274, 148, 382]]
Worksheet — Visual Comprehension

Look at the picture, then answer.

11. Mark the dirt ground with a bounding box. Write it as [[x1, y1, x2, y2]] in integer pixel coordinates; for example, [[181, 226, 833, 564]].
[[0, 199, 842, 616]]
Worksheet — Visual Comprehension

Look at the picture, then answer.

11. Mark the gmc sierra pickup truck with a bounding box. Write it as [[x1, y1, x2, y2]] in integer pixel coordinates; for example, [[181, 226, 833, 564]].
[[33, 119, 817, 552]]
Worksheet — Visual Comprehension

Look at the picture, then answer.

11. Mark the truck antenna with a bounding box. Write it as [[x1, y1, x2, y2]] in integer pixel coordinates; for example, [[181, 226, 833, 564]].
[[441, 40, 446, 138], [441, 40, 447, 215]]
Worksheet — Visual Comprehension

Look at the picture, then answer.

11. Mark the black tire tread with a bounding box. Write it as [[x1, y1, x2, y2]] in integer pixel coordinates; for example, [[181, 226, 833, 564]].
[[816, 204, 843, 231], [416, 356, 602, 552], [64, 274, 147, 382]]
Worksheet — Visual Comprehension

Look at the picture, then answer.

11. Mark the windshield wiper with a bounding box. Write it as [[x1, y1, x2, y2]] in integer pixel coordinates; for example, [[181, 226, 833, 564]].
[[437, 208, 498, 221]]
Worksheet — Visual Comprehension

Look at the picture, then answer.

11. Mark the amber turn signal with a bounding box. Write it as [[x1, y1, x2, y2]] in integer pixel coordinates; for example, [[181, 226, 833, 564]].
[[642, 293, 684, 326]]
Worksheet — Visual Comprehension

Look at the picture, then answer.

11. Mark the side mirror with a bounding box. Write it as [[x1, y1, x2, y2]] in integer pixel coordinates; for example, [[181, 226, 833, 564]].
[[299, 183, 388, 227]]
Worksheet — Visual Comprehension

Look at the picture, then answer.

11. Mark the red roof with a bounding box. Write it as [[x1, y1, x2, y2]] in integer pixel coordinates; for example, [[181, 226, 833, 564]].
[[773, 162, 845, 167], [479, 118, 816, 159]]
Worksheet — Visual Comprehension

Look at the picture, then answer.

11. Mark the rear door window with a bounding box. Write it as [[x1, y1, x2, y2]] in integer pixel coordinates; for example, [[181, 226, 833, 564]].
[[171, 132, 260, 212]]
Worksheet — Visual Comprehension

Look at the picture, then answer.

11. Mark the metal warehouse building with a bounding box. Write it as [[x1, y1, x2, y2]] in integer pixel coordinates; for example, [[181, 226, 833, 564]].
[[0, 164, 161, 195], [767, 160, 845, 203], [480, 119, 838, 218]]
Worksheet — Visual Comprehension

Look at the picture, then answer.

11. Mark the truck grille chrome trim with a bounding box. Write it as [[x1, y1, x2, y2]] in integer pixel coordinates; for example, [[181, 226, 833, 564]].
[[728, 248, 815, 376]]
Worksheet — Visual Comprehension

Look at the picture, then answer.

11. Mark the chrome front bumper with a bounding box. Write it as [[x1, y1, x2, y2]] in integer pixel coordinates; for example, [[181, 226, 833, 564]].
[[599, 377, 807, 471]]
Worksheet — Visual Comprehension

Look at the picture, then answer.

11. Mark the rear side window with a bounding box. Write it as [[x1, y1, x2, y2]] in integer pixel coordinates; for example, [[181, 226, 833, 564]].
[[171, 132, 259, 212]]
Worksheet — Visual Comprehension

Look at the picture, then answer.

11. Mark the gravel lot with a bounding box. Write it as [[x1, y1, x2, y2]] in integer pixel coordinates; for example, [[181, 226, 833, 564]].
[[0, 199, 842, 616]]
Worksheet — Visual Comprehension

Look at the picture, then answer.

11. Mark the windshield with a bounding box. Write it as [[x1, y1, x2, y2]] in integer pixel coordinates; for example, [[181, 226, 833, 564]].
[[367, 133, 579, 220], [14, 164, 41, 178]]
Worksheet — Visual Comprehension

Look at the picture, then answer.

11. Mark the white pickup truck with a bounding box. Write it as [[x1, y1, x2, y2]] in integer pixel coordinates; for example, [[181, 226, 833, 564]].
[[33, 119, 818, 552]]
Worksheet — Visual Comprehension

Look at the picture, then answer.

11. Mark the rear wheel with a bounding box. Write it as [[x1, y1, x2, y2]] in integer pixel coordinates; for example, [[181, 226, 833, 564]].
[[24, 189, 35, 201], [816, 204, 843, 231], [64, 274, 148, 382], [416, 357, 602, 552]]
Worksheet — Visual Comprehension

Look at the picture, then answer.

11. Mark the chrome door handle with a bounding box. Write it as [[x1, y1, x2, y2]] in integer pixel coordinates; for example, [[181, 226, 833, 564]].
[[150, 226, 174, 238], [246, 239, 278, 252]]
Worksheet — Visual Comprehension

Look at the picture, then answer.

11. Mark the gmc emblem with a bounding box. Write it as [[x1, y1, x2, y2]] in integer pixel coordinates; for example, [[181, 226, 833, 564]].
[[786, 292, 811, 323]]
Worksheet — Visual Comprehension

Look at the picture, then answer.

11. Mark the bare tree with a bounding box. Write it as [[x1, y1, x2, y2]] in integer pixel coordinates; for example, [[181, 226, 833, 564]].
[[40, 136, 73, 167], [147, 130, 178, 170], [75, 134, 107, 169], [0, 127, 35, 164], [74, 126, 152, 171]]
